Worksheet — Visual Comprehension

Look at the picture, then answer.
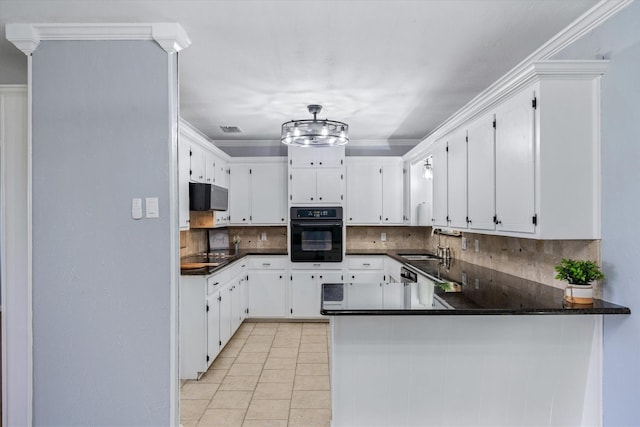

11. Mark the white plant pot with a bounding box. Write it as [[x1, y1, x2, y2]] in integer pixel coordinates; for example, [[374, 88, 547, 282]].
[[564, 283, 594, 304]]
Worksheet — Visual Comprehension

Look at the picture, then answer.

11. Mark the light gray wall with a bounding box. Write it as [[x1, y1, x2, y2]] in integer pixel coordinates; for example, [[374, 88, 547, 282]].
[[553, 3, 640, 425], [32, 40, 176, 425]]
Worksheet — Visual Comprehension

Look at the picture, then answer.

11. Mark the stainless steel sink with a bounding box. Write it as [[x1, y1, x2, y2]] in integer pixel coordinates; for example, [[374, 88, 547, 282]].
[[399, 254, 440, 261]]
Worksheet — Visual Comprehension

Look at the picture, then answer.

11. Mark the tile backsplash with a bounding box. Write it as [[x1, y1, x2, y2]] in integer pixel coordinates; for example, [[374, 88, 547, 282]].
[[346, 226, 431, 250], [181, 225, 600, 294], [427, 230, 600, 292]]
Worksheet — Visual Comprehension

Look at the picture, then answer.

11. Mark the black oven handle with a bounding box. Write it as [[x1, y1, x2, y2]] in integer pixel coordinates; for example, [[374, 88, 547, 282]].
[[291, 221, 343, 227]]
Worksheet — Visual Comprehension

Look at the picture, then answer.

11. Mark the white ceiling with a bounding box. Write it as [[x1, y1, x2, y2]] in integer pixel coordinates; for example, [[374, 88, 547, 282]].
[[0, 0, 599, 155]]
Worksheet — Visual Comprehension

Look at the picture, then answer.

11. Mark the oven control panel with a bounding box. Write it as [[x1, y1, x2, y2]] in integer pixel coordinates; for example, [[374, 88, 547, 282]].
[[291, 206, 343, 219]]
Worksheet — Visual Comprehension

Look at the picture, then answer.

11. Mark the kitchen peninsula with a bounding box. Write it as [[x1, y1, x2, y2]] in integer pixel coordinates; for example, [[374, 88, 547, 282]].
[[321, 259, 629, 427]]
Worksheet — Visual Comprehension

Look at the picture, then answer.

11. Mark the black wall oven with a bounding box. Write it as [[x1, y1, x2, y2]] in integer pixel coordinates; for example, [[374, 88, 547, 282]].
[[290, 207, 343, 262]]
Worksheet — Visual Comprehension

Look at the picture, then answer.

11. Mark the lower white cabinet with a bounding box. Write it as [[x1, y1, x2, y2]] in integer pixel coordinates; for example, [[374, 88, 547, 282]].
[[346, 256, 386, 284], [290, 270, 343, 318], [247, 256, 288, 318], [206, 292, 220, 367], [180, 259, 247, 380]]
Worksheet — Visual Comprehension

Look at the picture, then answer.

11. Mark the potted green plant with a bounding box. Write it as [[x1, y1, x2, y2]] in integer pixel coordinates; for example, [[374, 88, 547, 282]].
[[554, 258, 604, 304]]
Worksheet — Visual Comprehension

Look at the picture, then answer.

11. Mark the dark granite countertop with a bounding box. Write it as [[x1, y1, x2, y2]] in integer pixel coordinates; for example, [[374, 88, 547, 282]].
[[180, 248, 287, 276], [322, 255, 630, 316]]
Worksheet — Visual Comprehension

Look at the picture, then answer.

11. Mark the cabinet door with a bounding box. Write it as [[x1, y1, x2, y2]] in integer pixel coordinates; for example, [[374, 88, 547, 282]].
[[230, 281, 242, 333], [290, 169, 317, 203], [178, 139, 191, 230], [495, 88, 536, 234], [316, 169, 343, 203], [431, 141, 448, 227], [447, 129, 468, 229], [204, 151, 216, 184], [315, 147, 344, 167], [190, 144, 206, 183], [289, 147, 317, 167], [382, 162, 404, 224], [248, 271, 287, 318], [219, 286, 232, 348], [348, 270, 385, 283], [346, 282, 383, 308], [382, 283, 405, 308], [206, 293, 220, 365], [346, 163, 382, 224], [252, 164, 287, 224], [467, 114, 496, 231], [215, 157, 229, 188], [290, 272, 318, 318], [229, 164, 251, 224]]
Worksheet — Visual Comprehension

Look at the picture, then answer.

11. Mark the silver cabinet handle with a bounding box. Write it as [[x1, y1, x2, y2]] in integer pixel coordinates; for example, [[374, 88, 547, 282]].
[[263, 263, 270, 267], [363, 263, 371, 267]]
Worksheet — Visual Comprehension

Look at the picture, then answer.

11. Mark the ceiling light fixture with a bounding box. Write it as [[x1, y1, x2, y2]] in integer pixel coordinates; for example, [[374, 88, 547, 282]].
[[281, 104, 349, 147]]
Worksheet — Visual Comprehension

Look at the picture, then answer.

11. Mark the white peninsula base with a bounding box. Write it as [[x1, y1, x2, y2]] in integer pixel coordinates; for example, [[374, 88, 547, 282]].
[[329, 315, 602, 427]]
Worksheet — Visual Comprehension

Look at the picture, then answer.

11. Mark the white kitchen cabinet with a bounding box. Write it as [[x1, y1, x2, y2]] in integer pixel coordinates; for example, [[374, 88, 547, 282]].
[[247, 256, 288, 318], [346, 163, 382, 224], [178, 136, 191, 230], [290, 270, 343, 318], [229, 163, 252, 224], [219, 283, 233, 348], [384, 256, 404, 283], [288, 146, 345, 206], [345, 282, 384, 307], [180, 258, 248, 379], [179, 118, 231, 229], [467, 113, 496, 231], [189, 143, 206, 183], [382, 162, 404, 224], [420, 61, 606, 239], [346, 158, 404, 225], [215, 156, 229, 188], [290, 168, 344, 204], [204, 150, 216, 184], [251, 164, 287, 224], [430, 141, 448, 227], [347, 256, 386, 284], [290, 146, 344, 168], [447, 129, 468, 229], [494, 86, 536, 234], [229, 160, 287, 225], [206, 291, 221, 360]]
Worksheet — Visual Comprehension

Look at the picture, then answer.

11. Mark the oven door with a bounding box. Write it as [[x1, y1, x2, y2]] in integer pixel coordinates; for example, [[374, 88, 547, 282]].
[[290, 220, 343, 262]]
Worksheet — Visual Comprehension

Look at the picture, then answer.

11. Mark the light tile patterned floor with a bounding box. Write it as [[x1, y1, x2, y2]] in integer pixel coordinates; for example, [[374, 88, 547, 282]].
[[180, 322, 331, 427]]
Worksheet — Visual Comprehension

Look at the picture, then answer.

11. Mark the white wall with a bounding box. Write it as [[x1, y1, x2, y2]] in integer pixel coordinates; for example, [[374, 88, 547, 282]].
[[553, 3, 640, 425], [31, 40, 178, 425]]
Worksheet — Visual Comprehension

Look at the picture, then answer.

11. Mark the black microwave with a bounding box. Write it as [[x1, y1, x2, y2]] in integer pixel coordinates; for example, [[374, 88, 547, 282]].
[[189, 182, 228, 211]]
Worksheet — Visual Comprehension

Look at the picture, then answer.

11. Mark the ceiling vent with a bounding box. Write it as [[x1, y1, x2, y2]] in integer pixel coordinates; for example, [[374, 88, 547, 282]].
[[220, 126, 242, 133]]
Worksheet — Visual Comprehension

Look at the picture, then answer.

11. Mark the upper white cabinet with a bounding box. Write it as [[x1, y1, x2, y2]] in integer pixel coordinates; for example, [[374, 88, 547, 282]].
[[178, 119, 231, 230], [345, 162, 382, 224], [229, 159, 287, 225], [446, 129, 468, 229], [421, 61, 608, 239], [346, 158, 404, 225], [494, 87, 536, 234], [430, 141, 448, 227], [288, 146, 345, 206], [467, 113, 495, 231], [290, 147, 344, 168]]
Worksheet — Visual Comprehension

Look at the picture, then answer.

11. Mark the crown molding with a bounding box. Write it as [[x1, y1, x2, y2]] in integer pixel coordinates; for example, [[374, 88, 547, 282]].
[[5, 23, 191, 55], [403, 0, 630, 164]]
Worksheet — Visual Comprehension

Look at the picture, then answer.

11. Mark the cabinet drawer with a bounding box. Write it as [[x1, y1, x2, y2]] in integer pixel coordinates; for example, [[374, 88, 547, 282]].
[[227, 259, 247, 278], [248, 256, 287, 270], [347, 256, 384, 270]]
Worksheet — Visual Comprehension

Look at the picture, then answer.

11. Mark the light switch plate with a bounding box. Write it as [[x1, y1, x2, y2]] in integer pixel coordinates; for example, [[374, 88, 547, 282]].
[[381, 232, 387, 242], [474, 239, 480, 252], [145, 197, 159, 218], [131, 198, 143, 220], [261, 232, 267, 241], [461, 237, 467, 251]]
